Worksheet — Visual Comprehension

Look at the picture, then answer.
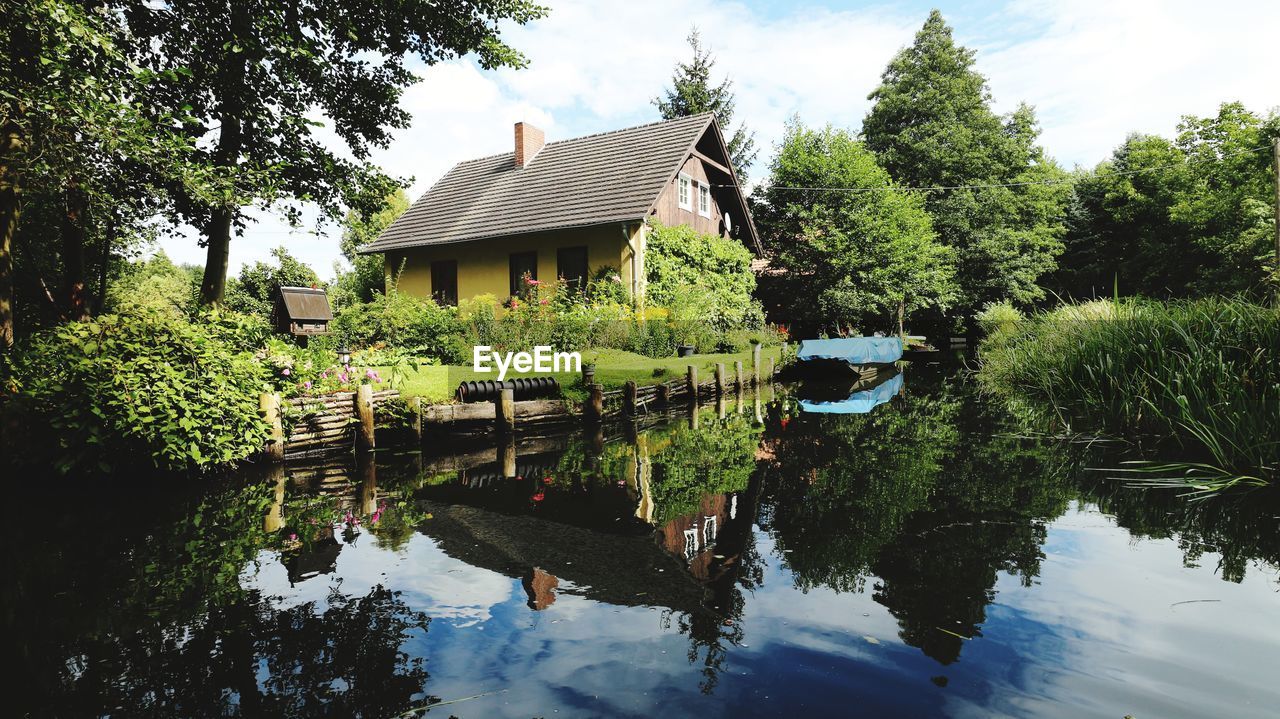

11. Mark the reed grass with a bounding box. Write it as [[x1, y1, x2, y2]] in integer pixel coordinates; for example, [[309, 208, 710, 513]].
[[976, 297, 1279, 494]]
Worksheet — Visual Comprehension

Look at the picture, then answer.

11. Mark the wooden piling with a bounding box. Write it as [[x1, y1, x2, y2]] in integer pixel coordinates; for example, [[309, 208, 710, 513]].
[[623, 380, 638, 416], [495, 387, 515, 434], [411, 396, 423, 441], [657, 383, 671, 405], [734, 360, 743, 390], [355, 384, 375, 450], [687, 365, 698, 401], [768, 357, 775, 380], [751, 343, 761, 386], [715, 363, 725, 394], [586, 383, 604, 422], [499, 433, 516, 478], [260, 392, 284, 461]]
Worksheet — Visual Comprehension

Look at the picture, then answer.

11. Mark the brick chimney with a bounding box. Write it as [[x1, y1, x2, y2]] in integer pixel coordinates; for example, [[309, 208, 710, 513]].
[[514, 122, 544, 168]]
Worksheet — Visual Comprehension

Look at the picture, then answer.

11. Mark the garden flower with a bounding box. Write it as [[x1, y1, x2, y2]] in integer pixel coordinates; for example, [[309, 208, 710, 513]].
[[303, 381, 312, 390], [532, 491, 545, 502], [539, 299, 548, 305], [281, 368, 291, 376], [289, 533, 297, 541]]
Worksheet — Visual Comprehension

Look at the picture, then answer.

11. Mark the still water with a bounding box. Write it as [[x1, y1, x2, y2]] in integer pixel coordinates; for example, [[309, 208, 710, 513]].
[[7, 367, 1280, 718]]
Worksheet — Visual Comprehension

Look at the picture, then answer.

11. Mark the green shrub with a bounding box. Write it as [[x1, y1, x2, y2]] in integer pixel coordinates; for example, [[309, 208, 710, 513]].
[[645, 223, 763, 331], [331, 288, 459, 362], [0, 310, 271, 473]]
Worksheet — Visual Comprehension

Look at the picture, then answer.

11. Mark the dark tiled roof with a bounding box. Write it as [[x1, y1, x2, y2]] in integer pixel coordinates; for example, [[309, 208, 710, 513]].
[[363, 114, 719, 253]]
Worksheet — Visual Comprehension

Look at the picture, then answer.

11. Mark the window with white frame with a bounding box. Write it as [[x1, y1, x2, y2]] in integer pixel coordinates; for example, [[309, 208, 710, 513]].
[[698, 183, 711, 218], [677, 174, 692, 211]]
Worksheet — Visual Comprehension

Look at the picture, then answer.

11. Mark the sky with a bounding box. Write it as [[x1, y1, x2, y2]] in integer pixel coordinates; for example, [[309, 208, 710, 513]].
[[156, 0, 1280, 279]]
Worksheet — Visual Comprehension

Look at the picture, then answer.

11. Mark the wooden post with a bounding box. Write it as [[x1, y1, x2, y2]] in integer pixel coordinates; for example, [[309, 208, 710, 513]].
[[751, 343, 761, 386], [498, 433, 516, 478], [734, 360, 743, 390], [686, 365, 698, 401], [260, 392, 284, 461], [717, 393, 726, 420], [355, 384, 375, 450], [657, 382, 671, 405], [411, 396, 423, 441], [586, 383, 604, 422], [715, 362, 725, 395], [623, 380, 637, 416], [495, 387, 515, 434], [768, 357, 775, 380]]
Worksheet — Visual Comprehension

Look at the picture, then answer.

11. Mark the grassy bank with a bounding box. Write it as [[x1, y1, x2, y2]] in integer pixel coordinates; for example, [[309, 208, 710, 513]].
[[976, 298, 1279, 493], [384, 346, 783, 403]]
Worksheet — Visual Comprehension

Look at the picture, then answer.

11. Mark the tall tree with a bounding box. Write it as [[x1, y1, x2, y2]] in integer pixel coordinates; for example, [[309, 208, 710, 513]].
[[332, 190, 410, 307], [1, 0, 188, 345], [1054, 103, 1280, 299], [862, 10, 1069, 319], [654, 28, 758, 182], [755, 120, 956, 335], [121, 0, 547, 307]]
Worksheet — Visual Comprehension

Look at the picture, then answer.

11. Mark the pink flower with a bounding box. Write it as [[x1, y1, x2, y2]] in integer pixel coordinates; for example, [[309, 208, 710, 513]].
[[289, 533, 297, 541], [339, 372, 349, 383], [525, 277, 540, 286], [303, 381, 312, 390], [281, 368, 291, 376], [539, 299, 548, 305]]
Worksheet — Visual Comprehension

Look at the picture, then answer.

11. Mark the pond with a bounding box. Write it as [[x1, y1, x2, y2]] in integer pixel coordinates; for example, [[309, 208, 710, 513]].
[[8, 366, 1280, 718]]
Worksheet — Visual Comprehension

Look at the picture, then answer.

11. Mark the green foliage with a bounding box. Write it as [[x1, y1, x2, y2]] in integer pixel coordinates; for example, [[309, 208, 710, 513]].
[[2, 0, 197, 338], [224, 246, 321, 321], [654, 28, 757, 180], [331, 286, 460, 362], [756, 121, 956, 333], [104, 250, 202, 317], [1054, 103, 1280, 300], [332, 190, 409, 307], [861, 10, 1069, 315], [975, 300, 1024, 344], [0, 309, 271, 472], [645, 222, 763, 332], [977, 298, 1280, 490]]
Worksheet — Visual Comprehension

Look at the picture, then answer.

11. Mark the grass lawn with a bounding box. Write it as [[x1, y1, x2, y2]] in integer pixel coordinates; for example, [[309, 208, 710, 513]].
[[382, 346, 783, 403]]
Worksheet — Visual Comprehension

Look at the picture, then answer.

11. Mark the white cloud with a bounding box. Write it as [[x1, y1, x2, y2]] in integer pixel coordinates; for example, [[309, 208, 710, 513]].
[[158, 0, 1280, 275]]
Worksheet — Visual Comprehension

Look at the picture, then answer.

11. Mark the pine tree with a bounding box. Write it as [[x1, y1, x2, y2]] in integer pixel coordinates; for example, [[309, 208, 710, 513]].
[[862, 10, 1069, 318], [654, 29, 758, 182]]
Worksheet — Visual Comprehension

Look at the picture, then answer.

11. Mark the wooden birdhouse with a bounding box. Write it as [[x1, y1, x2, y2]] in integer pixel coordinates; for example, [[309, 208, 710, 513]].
[[275, 286, 333, 338]]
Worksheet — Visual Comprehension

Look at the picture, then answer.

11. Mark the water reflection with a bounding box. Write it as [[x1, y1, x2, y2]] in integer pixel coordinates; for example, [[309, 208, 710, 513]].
[[7, 373, 1280, 717]]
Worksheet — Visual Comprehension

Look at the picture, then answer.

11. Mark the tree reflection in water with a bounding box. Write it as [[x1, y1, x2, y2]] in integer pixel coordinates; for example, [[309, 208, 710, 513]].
[[10, 368, 1280, 715]]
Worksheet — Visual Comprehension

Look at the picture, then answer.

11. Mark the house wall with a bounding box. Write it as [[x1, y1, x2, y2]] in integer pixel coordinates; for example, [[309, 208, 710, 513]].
[[384, 224, 634, 302], [652, 156, 728, 236]]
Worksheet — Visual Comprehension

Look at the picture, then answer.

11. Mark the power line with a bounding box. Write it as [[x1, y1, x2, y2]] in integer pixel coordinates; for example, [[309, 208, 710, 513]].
[[717, 143, 1274, 194]]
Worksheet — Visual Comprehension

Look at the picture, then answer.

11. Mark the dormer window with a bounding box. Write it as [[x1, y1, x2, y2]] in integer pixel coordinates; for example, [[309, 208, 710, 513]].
[[677, 174, 692, 211], [698, 184, 711, 218]]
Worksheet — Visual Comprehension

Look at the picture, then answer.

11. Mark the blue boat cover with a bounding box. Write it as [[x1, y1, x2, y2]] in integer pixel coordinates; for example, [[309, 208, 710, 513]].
[[797, 337, 903, 366], [800, 372, 904, 415]]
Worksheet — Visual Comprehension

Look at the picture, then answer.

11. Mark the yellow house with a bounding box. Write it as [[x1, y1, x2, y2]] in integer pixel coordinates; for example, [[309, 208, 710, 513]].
[[361, 113, 760, 305]]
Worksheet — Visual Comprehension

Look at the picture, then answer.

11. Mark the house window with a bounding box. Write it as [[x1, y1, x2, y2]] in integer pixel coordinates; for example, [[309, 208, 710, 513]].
[[509, 251, 538, 297], [430, 260, 457, 306], [677, 174, 692, 211], [557, 246, 589, 292], [698, 183, 711, 218]]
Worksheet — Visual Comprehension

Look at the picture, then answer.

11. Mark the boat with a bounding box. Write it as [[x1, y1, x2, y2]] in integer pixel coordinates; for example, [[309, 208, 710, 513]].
[[790, 337, 903, 379]]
